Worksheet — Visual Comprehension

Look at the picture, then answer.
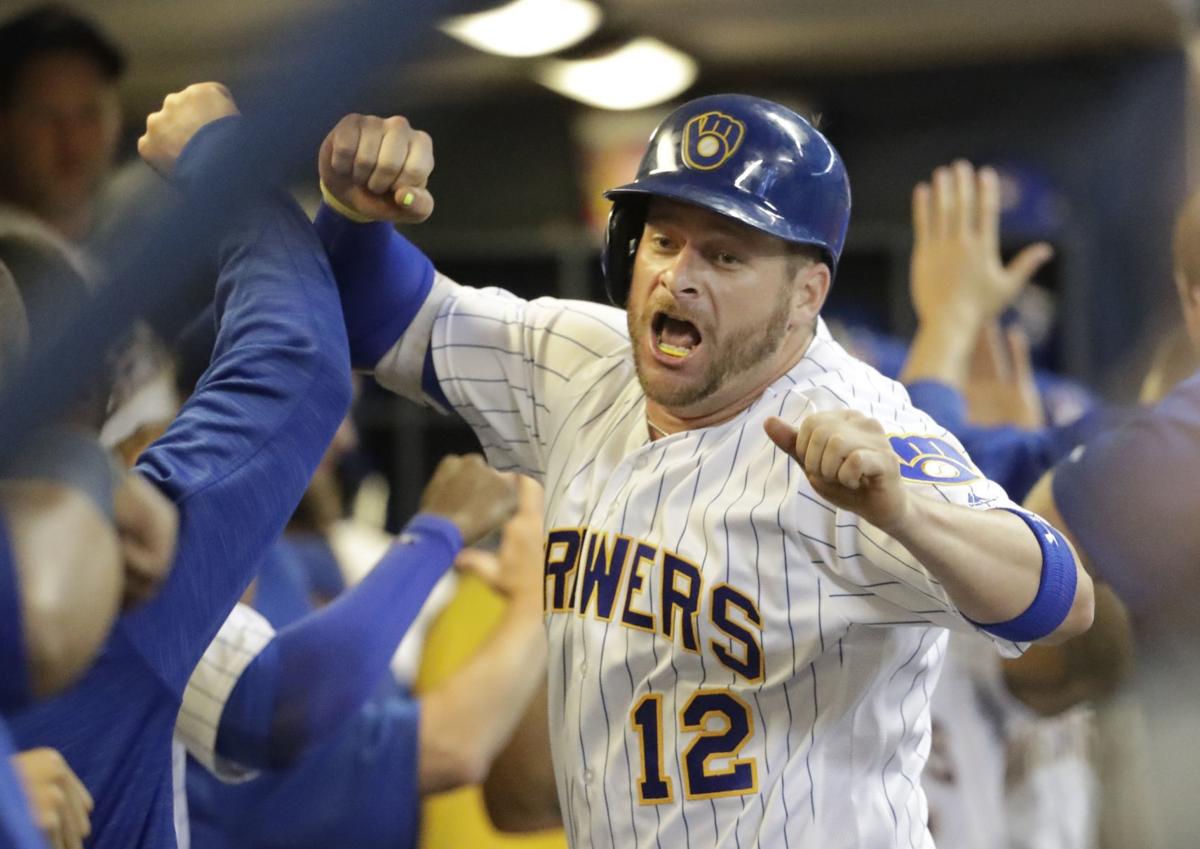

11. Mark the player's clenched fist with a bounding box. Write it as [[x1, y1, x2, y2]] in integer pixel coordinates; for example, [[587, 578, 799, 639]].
[[138, 82, 240, 176], [318, 113, 434, 224], [419, 454, 518, 546], [764, 411, 909, 532]]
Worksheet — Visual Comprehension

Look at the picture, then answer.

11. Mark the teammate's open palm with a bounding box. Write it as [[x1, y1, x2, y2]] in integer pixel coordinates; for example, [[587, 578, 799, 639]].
[[455, 476, 545, 610], [910, 160, 1052, 327], [765, 411, 909, 532], [138, 82, 240, 177], [318, 113, 434, 224], [419, 454, 518, 546]]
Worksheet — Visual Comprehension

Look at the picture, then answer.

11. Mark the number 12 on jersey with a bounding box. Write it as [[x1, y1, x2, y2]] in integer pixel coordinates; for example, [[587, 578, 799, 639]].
[[631, 690, 758, 803]]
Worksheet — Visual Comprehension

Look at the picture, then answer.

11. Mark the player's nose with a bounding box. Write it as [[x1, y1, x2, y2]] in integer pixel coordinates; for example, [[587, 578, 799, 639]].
[[659, 247, 702, 299]]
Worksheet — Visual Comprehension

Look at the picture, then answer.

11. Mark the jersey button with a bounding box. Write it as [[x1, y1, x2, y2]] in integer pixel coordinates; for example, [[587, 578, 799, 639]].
[[633, 455, 648, 471], [579, 661, 588, 677], [583, 768, 595, 785]]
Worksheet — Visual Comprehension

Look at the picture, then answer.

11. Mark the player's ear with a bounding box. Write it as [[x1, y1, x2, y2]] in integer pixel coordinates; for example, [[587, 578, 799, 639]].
[[788, 260, 830, 329]]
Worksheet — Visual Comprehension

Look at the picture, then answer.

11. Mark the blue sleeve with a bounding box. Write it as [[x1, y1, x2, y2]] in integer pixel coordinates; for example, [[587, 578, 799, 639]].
[[0, 721, 45, 849], [118, 118, 353, 694], [0, 514, 30, 713], [1054, 370, 1200, 608], [906, 380, 1116, 503], [313, 206, 435, 369], [215, 514, 460, 768], [253, 542, 318, 628]]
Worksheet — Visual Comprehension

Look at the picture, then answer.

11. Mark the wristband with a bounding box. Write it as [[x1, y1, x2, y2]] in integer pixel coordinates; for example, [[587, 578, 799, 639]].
[[319, 179, 374, 224], [4, 428, 119, 522], [969, 508, 1078, 642]]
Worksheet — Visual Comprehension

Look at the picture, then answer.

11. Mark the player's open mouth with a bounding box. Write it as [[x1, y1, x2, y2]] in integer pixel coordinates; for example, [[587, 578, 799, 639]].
[[651, 311, 702, 362]]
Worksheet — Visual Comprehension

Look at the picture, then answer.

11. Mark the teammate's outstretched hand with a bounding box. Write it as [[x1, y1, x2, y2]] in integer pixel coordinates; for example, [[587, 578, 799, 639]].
[[910, 160, 1052, 328], [138, 82, 239, 176], [765, 412, 909, 532], [318, 113, 434, 224], [455, 476, 544, 611], [13, 747, 93, 849], [964, 321, 1045, 428], [113, 471, 179, 610], [419, 454, 519, 546]]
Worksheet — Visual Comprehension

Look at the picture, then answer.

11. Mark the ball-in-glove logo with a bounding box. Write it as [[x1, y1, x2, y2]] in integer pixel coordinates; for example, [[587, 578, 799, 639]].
[[681, 111, 746, 171]]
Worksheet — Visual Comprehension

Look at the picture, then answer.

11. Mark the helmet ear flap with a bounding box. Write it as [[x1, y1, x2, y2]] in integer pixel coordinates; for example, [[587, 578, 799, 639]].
[[602, 199, 647, 307]]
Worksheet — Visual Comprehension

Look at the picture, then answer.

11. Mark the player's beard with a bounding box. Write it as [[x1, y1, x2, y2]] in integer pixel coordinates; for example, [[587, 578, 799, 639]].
[[628, 285, 793, 409]]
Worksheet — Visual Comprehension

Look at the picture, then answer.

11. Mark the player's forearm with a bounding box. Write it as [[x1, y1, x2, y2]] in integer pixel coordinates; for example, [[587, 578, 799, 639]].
[[417, 602, 547, 793], [314, 205, 436, 370], [886, 496, 1094, 641], [900, 316, 980, 388]]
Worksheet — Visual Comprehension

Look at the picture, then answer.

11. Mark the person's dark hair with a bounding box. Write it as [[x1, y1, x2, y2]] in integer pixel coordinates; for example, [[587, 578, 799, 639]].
[[0, 4, 124, 107], [785, 242, 825, 277]]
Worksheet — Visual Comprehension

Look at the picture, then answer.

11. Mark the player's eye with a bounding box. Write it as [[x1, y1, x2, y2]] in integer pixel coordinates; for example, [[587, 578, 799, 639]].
[[714, 250, 742, 267], [648, 233, 675, 251]]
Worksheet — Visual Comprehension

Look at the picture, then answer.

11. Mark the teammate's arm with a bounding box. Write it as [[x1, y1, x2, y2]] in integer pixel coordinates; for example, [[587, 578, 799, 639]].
[[480, 677, 560, 832], [900, 160, 1053, 390], [895, 160, 1108, 502], [125, 83, 353, 691], [417, 477, 549, 794], [997, 468, 1135, 714], [765, 412, 1094, 642], [208, 456, 518, 771]]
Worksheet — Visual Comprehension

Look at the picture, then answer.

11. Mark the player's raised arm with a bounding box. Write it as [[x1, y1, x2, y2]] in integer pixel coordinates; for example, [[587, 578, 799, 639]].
[[764, 412, 1094, 643], [900, 160, 1053, 391], [312, 113, 439, 373], [312, 112, 629, 479]]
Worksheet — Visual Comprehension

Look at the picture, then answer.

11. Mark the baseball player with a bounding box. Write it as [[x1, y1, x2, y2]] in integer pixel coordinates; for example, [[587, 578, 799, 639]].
[[315, 94, 1093, 848]]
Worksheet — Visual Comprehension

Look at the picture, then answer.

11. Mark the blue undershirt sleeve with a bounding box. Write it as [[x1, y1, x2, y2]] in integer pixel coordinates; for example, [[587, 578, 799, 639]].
[[314, 206, 436, 370], [215, 514, 461, 768], [122, 116, 353, 695], [906, 379, 1115, 503], [0, 514, 30, 712]]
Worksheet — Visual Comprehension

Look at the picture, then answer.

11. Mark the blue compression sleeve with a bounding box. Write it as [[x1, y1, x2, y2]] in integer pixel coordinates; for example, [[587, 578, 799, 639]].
[[0, 514, 29, 712], [314, 206, 435, 369], [215, 514, 462, 768]]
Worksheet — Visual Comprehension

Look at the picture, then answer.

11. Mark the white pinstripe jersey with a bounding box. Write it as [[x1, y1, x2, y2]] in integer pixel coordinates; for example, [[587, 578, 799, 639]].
[[173, 602, 276, 848], [377, 274, 1027, 849]]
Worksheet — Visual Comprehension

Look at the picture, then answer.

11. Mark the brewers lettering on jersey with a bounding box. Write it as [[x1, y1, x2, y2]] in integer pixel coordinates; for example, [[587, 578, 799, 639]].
[[315, 94, 1091, 849]]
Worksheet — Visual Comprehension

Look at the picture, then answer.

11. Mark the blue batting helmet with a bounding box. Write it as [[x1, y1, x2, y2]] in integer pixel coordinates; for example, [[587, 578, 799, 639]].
[[602, 94, 851, 305]]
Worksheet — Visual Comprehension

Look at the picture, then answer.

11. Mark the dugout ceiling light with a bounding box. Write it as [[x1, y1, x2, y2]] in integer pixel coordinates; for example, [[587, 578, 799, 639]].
[[441, 0, 603, 58], [535, 37, 698, 111]]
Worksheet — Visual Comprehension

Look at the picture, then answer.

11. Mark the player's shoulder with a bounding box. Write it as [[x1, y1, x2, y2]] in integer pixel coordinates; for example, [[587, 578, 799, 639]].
[[442, 282, 630, 355], [780, 324, 933, 427]]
